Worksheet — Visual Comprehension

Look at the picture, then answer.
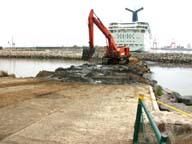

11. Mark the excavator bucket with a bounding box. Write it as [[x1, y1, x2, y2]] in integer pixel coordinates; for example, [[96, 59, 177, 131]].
[[82, 47, 95, 61]]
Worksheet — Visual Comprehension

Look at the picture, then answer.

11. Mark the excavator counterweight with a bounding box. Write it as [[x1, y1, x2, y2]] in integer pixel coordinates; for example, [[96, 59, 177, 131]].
[[82, 9, 131, 64]]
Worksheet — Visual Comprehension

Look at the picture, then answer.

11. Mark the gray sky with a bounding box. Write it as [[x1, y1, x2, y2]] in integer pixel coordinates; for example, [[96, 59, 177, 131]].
[[0, 0, 191, 47]]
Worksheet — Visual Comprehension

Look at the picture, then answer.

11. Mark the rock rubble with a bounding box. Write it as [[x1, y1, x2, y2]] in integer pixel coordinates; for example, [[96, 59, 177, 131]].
[[133, 52, 192, 64], [37, 57, 154, 85], [0, 70, 15, 77]]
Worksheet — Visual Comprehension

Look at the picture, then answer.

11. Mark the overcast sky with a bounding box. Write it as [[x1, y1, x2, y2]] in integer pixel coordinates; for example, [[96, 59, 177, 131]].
[[0, 0, 191, 47]]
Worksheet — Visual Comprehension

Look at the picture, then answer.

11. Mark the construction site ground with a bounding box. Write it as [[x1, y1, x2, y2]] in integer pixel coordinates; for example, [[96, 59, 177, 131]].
[[0, 77, 154, 144]]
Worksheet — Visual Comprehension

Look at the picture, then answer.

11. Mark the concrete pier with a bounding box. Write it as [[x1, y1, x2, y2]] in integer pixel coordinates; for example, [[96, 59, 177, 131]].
[[0, 77, 154, 144]]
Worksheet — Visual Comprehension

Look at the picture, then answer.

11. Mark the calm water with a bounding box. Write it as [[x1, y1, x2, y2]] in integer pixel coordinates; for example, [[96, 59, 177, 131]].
[[0, 58, 191, 96], [148, 49, 192, 95], [150, 66, 192, 96], [0, 58, 84, 77]]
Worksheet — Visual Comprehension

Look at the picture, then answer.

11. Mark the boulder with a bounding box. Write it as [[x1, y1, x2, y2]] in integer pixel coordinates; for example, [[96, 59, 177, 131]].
[[182, 96, 192, 106], [168, 91, 192, 106], [8, 74, 16, 78], [172, 91, 183, 103], [159, 104, 170, 111], [36, 70, 53, 77], [154, 84, 164, 96], [0, 71, 8, 77]]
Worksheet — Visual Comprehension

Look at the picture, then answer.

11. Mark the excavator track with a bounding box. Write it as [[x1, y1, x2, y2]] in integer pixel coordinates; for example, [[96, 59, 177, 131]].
[[102, 57, 129, 65]]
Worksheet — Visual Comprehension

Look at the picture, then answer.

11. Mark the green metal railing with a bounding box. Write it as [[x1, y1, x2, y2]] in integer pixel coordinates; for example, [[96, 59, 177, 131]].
[[133, 95, 168, 144]]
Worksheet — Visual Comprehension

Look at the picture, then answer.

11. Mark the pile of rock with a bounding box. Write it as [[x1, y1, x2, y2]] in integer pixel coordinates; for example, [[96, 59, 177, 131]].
[[37, 57, 154, 85], [0, 70, 15, 77], [0, 71, 8, 77], [133, 53, 192, 64]]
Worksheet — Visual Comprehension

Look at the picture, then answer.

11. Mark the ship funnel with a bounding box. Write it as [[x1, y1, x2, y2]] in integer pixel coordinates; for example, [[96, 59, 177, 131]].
[[125, 7, 144, 22]]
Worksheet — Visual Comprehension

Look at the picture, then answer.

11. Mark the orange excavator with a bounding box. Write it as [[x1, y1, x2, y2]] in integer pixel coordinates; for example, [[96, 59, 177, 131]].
[[82, 9, 131, 64]]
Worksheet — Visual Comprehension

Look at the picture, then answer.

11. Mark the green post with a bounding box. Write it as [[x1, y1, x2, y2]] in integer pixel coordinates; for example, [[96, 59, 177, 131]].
[[160, 134, 168, 144], [133, 96, 143, 144], [141, 100, 162, 142]]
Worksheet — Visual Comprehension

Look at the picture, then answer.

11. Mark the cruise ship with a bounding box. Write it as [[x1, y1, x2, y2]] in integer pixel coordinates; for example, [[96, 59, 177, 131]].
[[108, 7, 152, 52]]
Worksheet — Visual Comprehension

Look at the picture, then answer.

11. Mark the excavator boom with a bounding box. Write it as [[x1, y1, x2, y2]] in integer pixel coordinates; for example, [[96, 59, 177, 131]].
[[88, 9, 117, 53]]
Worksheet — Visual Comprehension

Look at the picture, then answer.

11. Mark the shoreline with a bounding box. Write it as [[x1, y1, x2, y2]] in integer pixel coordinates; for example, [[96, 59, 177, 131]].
[[1, 48, 192, 64], [0, 48, 191, 105]]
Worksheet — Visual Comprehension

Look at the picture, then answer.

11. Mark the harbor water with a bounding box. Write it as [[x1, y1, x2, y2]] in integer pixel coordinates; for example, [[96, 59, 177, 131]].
[[0, 58, 84, 77], [150, 66, 192, 96], [0, 58, 191, 96]]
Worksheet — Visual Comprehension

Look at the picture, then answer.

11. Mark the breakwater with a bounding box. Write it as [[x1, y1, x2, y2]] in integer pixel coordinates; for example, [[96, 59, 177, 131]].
[[1, 49, 192, 64], [133, 52, 192, 64], [0, 49, 82, 60]]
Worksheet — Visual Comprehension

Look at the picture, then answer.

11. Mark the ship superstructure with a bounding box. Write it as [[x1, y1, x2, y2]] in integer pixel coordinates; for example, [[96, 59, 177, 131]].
[[108, 7, 152, 52]]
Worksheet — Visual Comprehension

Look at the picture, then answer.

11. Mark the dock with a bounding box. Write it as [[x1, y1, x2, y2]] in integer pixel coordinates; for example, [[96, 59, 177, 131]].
[[0, 77, 155, 144]]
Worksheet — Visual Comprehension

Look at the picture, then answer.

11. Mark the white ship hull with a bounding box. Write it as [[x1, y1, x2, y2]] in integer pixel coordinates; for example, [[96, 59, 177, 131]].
[[108, 22, 152, 52]]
